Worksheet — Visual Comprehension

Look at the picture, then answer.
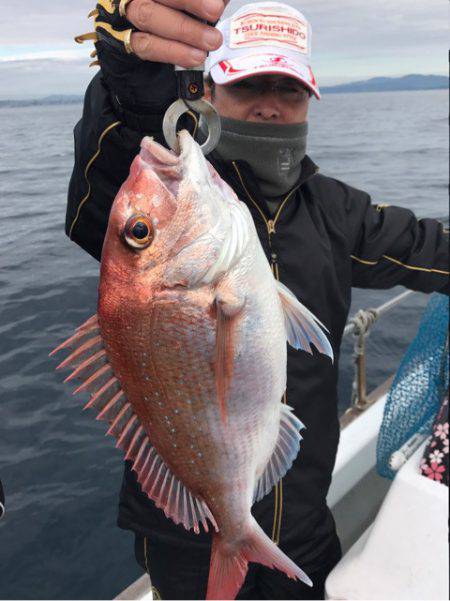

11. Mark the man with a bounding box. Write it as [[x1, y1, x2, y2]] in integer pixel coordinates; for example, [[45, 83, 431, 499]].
[[67, 0, 448, 598]]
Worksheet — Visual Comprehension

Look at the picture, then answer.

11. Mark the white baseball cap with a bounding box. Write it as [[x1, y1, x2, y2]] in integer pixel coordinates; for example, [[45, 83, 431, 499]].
[[206, 1, 320, 99]]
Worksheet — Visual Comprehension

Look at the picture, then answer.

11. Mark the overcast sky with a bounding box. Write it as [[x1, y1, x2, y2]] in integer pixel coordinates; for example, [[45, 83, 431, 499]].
[[1, 0, 448, 99]]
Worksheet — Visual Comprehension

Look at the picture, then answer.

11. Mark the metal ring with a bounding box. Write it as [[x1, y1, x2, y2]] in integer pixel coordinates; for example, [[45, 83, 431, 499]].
[[162, 98, 221, 156], [119, 0, 133, 17], [123, 28, 133, 54]]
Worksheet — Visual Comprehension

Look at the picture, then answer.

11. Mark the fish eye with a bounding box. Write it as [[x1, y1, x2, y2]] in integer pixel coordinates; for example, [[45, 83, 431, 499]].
[[124, 215, 154, 250]]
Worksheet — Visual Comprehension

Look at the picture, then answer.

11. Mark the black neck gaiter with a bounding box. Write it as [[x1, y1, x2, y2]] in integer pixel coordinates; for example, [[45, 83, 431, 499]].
[[215, 117, 308, 199]]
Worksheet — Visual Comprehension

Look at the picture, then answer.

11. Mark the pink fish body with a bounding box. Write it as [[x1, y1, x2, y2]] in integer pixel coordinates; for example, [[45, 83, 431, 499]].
[[52, 131, 333, 599]]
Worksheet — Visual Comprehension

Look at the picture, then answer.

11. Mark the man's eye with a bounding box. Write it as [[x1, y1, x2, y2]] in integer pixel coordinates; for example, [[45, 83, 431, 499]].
[[280, 84, 305, 94], [233, 81, 254, 91]]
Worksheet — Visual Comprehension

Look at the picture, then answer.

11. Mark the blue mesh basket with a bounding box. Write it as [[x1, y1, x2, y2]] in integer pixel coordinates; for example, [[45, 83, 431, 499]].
[[377, 293, 449, 479]]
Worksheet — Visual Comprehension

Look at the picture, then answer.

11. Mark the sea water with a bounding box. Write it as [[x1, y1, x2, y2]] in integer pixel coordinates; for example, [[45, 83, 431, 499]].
[[0, 89, 447, 599]]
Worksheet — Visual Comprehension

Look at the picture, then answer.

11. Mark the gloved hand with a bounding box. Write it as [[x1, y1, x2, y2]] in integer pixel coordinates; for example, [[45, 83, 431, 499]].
[[83, 0, 135, 58], [75, 0, 225, 111], [0, 479, 5, 520], [81, 0, 224, 66]]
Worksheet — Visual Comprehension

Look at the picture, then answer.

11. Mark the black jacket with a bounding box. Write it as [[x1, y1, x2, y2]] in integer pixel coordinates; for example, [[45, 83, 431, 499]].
[[67, 69, 448, 573]]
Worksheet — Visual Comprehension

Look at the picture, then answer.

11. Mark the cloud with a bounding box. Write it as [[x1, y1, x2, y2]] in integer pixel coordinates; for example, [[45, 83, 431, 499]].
[[225, 0, 448, 81], [1, 0, 95, 98], [1, 0, 448, 96], [3, 0, 94, 45]]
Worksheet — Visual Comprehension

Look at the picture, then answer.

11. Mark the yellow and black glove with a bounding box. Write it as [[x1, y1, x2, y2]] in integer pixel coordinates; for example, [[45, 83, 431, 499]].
[[75, 0, 178, 120], [75, 0, 135, 62]]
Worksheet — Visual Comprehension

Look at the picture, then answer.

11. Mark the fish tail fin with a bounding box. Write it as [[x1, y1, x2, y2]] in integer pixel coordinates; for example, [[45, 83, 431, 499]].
[[243, 520, 312, 586], [207, 533, 248, 600], [207, 520, 312, 600]]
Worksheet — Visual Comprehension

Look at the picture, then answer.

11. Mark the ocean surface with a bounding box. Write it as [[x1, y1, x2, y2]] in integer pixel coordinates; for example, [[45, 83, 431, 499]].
[[0, 89, 447, 600]]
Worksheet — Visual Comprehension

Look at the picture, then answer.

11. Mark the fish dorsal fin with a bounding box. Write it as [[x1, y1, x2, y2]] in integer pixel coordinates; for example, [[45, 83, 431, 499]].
[[51, 314, 218, 535], [253, 404, 305, 504], [276, 280, 334, 361]]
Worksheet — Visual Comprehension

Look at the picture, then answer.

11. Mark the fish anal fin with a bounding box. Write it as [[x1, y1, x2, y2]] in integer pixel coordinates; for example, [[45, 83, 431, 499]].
[[253, 404, 304, 504], [133, 442, 218, 535]]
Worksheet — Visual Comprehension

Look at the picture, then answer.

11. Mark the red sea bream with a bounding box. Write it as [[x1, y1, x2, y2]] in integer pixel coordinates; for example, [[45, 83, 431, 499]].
[[52, 131, 333, 599]]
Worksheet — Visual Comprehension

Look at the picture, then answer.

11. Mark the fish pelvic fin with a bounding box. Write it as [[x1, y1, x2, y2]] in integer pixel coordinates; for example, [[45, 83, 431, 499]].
[[276, 280, 334, 361], [207, 518, 312, 600]]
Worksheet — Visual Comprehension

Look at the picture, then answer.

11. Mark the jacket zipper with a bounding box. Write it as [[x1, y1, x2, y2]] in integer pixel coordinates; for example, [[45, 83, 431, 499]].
[[231, 161, 306, 544], [231, 162, 301, 271]]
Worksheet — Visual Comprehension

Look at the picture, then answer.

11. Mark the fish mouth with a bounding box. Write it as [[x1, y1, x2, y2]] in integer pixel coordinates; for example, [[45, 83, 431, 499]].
[[139, 137, 182, 197], [140, 137, 180, 167], [139, 131, 208, 200], [139, 130, 197, 168]]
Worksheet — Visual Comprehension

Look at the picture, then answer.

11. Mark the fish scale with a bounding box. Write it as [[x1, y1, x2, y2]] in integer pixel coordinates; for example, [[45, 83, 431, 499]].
[[52, 131, 333, 599]]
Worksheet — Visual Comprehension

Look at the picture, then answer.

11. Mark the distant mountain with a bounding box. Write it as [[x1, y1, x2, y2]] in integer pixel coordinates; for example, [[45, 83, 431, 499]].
[[0, 95, 83, 108], [0, 74, 447, 106], [321, 74, 447, 94]]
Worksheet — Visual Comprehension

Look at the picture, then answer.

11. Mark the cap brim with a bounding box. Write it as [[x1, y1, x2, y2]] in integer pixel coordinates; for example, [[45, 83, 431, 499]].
[[210, 54, 320, 100]]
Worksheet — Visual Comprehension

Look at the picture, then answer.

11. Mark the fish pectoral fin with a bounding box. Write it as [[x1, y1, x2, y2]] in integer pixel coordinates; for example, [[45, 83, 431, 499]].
[[214, 290, 244, 425], [253, 404, 305, 504], [51, 314, 218, 536], [276, 280, 334, 361]]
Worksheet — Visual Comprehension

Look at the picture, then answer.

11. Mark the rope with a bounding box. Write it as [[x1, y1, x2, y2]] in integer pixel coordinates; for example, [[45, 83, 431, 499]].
[[347, 308, 379, 409], [343, 290, 414, 338], [349, 308, 379, 355]]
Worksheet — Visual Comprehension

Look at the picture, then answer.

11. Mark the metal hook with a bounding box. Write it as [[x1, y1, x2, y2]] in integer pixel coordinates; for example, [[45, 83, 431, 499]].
[[162, 98, 221, 155]]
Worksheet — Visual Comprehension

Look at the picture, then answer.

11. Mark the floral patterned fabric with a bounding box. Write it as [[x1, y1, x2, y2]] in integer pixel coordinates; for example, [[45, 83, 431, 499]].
[[420, 396, 449, 486]]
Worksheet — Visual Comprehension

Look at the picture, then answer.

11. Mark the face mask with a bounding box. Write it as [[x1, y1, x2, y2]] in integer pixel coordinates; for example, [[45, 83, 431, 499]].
[[215, 117, 308, 198]]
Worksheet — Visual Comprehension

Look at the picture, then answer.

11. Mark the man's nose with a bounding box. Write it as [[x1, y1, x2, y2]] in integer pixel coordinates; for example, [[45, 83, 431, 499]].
[[251, 96, 281, 121]]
